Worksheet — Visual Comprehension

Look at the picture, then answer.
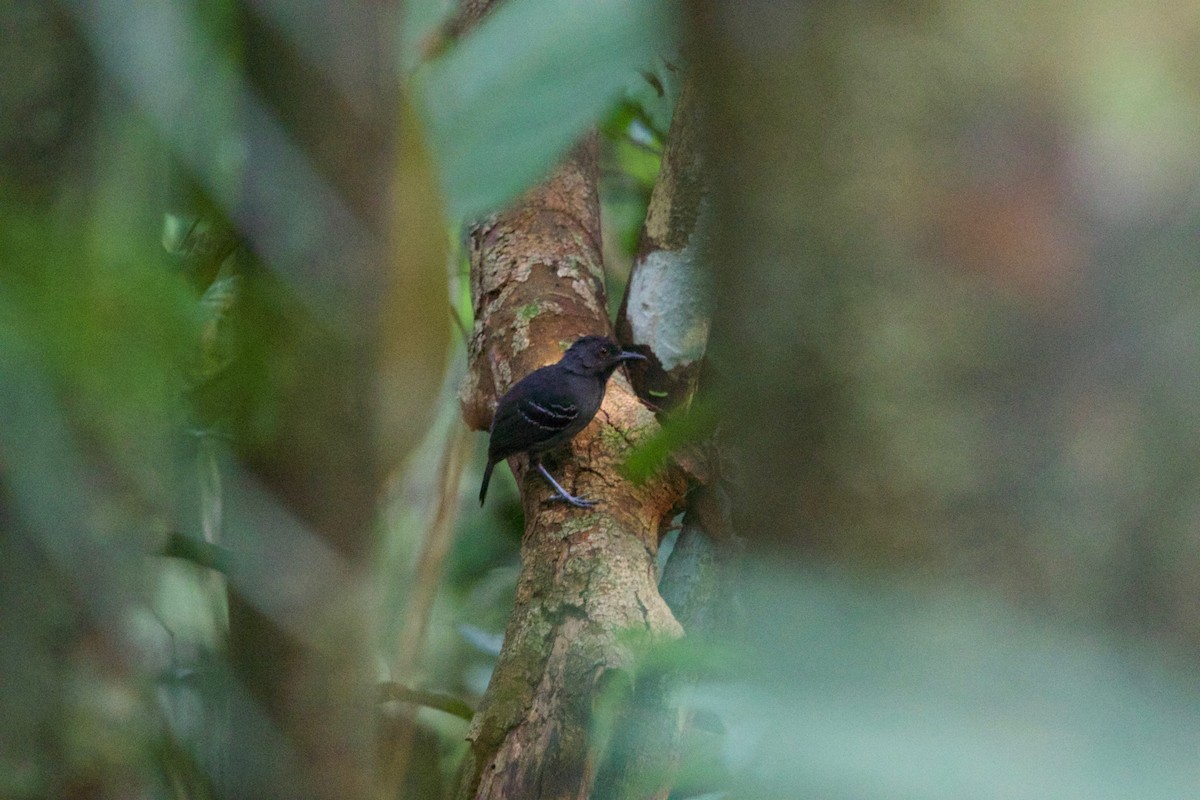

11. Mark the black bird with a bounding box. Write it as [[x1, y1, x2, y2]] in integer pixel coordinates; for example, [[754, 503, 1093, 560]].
[[479, 335, 646, 507]]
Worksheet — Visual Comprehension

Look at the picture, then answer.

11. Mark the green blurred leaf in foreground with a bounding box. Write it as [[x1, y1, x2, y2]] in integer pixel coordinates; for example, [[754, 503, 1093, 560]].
[[621, 399, 719, 484], [414, 0, 678, 220], [635, 567, 1200, 800]]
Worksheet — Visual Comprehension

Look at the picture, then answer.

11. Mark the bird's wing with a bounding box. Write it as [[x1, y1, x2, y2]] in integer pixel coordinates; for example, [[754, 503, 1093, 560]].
[[488, 380, 581, 459], [514, 395, 579, 433]]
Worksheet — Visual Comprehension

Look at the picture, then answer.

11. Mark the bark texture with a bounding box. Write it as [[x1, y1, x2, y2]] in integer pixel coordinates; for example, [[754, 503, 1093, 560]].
[[456, 137, 687, 799], [616, 77, 710, 412], [602, 74, 724, 796]]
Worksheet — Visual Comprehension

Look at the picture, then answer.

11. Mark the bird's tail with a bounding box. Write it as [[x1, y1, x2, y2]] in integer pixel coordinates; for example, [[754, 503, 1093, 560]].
[[479, 459, 496, 506]]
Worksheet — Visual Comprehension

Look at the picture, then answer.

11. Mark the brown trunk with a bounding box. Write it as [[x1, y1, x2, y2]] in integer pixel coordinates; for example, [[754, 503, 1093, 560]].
[[615, 76, 710, 412], [456, 137, 687, 799]]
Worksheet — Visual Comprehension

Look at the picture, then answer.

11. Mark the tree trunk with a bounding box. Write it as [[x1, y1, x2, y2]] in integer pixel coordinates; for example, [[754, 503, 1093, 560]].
[[456, 136, 687, 799], [615, 76, 710, 412]]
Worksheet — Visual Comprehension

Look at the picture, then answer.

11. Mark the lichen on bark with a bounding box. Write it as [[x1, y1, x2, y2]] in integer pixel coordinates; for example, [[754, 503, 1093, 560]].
[[616, 77, 711, 412], [456, 132, 687, 800]]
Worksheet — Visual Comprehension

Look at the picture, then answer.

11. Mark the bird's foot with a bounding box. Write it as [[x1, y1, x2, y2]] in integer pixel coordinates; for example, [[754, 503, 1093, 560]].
[[553, 490, 596, 508], [535, 463, 597, 508]]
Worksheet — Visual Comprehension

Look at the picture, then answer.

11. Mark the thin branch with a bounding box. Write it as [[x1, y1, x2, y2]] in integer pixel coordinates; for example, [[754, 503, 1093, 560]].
[[384, 414, 472, 796], [393, 417, 471, 680], [380, 682, 475, 721]]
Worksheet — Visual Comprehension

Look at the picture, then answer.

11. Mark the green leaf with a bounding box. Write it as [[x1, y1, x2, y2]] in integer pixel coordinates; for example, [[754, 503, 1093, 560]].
[[624, 567, 1200, 799], [414, 0, 678, 220], [622, 399, 719, 484]]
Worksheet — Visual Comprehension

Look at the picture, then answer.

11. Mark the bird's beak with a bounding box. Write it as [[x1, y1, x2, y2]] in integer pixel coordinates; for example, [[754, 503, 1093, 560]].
[[618, 350, 647, 362]]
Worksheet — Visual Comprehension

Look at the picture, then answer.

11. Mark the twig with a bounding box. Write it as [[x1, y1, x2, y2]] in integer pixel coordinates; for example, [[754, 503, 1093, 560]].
[[380, 681, 475, 721]]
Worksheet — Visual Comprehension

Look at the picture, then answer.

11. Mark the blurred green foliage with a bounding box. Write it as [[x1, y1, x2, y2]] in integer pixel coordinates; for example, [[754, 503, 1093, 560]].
[[4, 1, 1200, 799], [621, 399, 719, 485], [414, 0, 678, 219], [651, 567, 1200, 800]]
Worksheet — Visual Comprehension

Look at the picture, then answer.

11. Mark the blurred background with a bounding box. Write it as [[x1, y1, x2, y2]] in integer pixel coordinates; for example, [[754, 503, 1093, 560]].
[[2, 1, 1199, 798]]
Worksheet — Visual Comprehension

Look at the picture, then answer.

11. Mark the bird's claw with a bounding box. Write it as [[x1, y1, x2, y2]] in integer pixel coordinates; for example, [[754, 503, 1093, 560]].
[[536, 463, 597, 508], [556, 493, 596, 508], [546, 485, 597, 507]]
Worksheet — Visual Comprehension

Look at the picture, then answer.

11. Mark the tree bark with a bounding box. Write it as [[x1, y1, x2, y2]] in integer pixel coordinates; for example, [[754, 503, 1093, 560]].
[[601, 70, 727, 799], [615, 76, 710, 412], [456, 136, 687, 799]]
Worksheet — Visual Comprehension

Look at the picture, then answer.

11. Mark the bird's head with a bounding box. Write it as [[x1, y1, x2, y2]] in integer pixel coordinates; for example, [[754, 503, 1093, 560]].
[[560, 335, 646, 378]]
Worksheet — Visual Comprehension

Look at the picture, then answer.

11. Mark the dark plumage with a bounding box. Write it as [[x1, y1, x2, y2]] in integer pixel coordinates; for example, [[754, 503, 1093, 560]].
[[479, 335, 646, 507]]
